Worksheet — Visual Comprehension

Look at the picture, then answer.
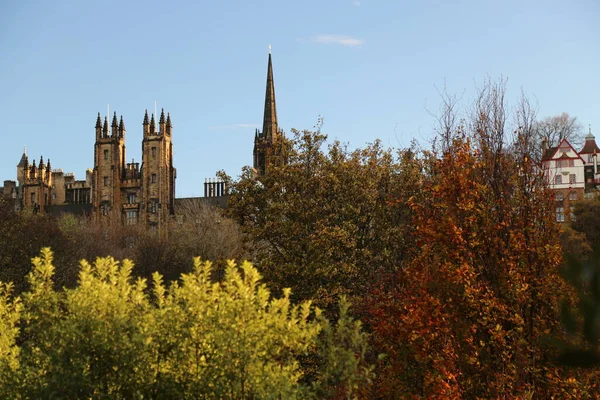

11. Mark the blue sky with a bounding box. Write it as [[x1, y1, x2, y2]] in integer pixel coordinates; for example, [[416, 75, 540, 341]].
[[1, 0, 599, 197]]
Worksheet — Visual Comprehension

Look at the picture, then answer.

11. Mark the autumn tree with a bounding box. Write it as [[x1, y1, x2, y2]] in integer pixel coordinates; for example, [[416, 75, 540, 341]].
[[370, 80, 587, 398], [571, 198, 600, 253], [57, 201, 246, 284], [225, 127, 424, 313]]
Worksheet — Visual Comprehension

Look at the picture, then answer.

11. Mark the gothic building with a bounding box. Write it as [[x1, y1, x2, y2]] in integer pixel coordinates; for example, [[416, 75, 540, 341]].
[[2, 52, 281, 231]]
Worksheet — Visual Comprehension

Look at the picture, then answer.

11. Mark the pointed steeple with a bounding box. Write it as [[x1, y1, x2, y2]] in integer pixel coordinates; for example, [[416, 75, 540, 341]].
[[112, 112, 118, 127], [261, 51, 278, 141], [39, 156, 44, 169], [143, 109, 149, 125], [17, 147, 28, 168], [159, 108, 165, 124], [95, 112, 102, 128], [119, 115, 125, 137]]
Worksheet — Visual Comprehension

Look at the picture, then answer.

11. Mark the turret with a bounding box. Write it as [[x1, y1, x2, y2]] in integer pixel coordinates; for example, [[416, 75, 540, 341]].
[[150, 113, 156, 134], [111, 112, 119, 138], [102, 116, 109, 138], [119, 115, 125, 138], [166, 112, 172, 135], [159, 108, 166, 134], [17, 148, 28, 185], [95, 113, 102, 140], [46, 159, 51, 183], [143, 109, 150, 135]]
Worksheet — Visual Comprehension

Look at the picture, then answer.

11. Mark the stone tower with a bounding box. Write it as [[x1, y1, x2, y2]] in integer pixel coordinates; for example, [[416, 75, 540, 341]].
[[140, 109, 176, 233], [21, 155, 53, 213], [93, 112, 126, 219], [253, 51, 282, 176]]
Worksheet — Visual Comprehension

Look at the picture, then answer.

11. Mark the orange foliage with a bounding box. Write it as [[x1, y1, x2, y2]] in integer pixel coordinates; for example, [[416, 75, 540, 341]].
[[370, 137, 590, 398]]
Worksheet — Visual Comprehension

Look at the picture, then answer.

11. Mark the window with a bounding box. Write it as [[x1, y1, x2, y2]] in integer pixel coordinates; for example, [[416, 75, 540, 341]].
[[569, 174, 576, 184], [30, 192, 35, 203], [555, 207, 565, 222], [104, 149, 109, 160], [149, 199, 158, 214], [569, 192, 578, 201], [151, 147, 156, 158], [151, 174, 157, 183], [127, 193, 136, 204], [557, 159, 574, 168], [555, 193, 564, 201], [556, 159, 575, 168], [554, 175, 562, 185], [104, 176, 108, 186], [125, 210, 138, 225]]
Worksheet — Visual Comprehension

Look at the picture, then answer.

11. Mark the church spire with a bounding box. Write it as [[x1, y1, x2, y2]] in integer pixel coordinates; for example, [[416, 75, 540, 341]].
[[262, 50, 278, 141]]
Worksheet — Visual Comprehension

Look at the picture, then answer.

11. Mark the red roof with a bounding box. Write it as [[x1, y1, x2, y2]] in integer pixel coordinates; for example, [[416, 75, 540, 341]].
[[580, 134, 600, 154]]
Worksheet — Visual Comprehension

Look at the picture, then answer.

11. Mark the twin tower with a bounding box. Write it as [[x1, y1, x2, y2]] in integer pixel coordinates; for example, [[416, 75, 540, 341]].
[[13, 52, 282, 232], [93, 108, 175, 231]]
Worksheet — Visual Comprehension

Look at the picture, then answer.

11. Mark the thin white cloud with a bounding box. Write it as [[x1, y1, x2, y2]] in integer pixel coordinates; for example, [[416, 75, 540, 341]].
[[352, 0, 360, 6], [311, 35, 365, 47], [207, 123, 259, 131]]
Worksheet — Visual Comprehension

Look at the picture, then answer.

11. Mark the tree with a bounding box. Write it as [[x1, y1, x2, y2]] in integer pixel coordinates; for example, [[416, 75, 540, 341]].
[[0, 248, 372, 399], [57, 201, 246, 284], [0, 197, 74, 293], [535, 113, 584, 160], [225, 128, 424, 314], [571, 198, 600, 253], [370, 81, 588, 398]]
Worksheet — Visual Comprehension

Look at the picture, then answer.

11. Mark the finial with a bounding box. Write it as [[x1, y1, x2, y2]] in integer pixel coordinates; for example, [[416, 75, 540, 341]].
[[268, 44, 272, 54], [119, 115, 125, 130], [159, 108, 165, 124], [112, 111, 118, 126], [143, 109, 149, 125], [590, 124, 592, 135], [95, 112, 102, 128], [24, 146, 27, 156], [166, 112, 171, 125]]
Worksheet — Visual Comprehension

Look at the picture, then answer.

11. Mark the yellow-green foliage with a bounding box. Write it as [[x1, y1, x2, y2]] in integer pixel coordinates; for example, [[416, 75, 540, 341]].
[[0, 248, 371, 399]]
